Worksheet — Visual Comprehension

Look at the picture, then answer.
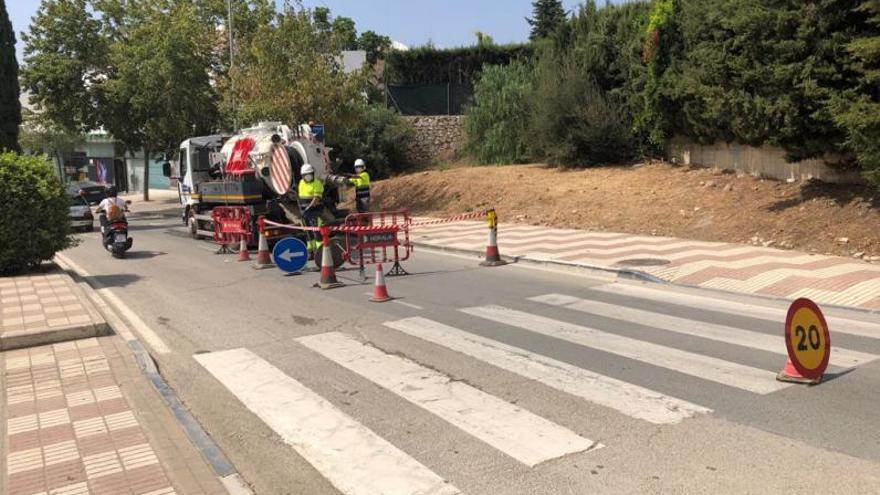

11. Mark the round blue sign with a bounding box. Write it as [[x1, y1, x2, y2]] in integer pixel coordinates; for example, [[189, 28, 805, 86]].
[[272, 237, 308, 273]]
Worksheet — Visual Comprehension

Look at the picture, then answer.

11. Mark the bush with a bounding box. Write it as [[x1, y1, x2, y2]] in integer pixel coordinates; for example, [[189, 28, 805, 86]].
[[0, 152, 76, 275], [528, 56, 636, 166], [330, 105, 413, 179], [464, 60, 533, 164]]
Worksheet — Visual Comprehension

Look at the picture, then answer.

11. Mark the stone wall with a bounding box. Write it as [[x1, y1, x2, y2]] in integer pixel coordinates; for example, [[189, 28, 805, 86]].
[[668, 136, 864, 184], [403, 116, 465, 165]]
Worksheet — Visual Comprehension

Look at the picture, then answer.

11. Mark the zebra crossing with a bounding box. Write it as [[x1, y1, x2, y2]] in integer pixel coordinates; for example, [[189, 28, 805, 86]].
[[195, 283, 880, 495]]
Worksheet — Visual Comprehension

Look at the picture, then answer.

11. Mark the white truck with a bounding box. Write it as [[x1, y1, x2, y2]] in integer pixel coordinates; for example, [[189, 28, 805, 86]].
[[163, 121, 351, 263]]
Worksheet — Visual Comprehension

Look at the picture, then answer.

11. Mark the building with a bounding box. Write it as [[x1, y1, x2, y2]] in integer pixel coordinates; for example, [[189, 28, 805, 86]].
[[19, 91, 170, 193]]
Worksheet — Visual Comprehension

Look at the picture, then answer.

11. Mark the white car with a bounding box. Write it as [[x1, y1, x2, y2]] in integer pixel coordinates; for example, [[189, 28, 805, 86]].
[[68, 195, 95, 232]]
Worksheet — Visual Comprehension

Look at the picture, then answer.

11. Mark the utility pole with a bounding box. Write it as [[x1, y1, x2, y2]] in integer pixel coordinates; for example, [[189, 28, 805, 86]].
[[227, 0, 237, 131]]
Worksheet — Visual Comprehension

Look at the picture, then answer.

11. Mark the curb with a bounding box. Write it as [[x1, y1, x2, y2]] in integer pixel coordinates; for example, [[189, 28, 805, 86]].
[[411, 241, 880, 318], [0, 270, 112, 351], [53, 253, 255, 495], [410, 241, 666, 284]]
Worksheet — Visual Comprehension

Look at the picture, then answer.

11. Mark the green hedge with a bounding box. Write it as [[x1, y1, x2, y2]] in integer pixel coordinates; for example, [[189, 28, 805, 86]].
[[0, 152, 76, 275], [384, 44, 533, 85]]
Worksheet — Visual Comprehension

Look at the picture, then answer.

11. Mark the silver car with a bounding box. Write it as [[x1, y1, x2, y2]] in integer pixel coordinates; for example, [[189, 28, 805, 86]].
[[68, 195, 95, 232]]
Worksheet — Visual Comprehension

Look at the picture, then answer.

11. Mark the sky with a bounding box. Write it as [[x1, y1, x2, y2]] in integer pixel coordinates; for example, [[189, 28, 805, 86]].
[[7, 0, 612, 62]]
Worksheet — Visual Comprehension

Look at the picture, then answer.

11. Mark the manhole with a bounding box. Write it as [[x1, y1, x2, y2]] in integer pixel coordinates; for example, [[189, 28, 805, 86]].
[[615, 258, 671, 267]]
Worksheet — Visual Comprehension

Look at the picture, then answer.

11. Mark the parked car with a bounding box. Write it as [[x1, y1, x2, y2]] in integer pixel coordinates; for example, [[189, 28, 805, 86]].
[[66, 181, 109, 205], [68, 195, 94, 232]]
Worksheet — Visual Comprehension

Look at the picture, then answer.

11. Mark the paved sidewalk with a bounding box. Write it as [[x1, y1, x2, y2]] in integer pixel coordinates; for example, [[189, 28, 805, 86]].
[[1, 336, 227, 495], [411, 219, 880, 311], [1, 271, 110, 351]]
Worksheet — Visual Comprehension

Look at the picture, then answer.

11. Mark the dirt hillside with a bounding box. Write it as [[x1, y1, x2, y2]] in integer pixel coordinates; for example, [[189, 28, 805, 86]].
[[366, 162, 880, 259]]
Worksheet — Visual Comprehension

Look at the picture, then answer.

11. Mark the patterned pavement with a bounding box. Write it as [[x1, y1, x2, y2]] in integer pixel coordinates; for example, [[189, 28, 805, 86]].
[[1, 337, 226, 495], [409, 219, 880, 311], [1, 273, 109, 350]]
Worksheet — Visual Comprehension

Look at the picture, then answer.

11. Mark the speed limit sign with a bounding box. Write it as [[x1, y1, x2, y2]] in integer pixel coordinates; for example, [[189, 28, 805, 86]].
[[784, 298, 831, 381]]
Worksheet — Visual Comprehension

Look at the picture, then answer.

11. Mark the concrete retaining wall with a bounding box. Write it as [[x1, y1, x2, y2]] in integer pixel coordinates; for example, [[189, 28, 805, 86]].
[[668, 137, 864, 184]]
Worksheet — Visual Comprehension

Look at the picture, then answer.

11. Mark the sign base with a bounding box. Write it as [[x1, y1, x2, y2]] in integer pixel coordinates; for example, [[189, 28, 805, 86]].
[[776, 359, 821, 385]]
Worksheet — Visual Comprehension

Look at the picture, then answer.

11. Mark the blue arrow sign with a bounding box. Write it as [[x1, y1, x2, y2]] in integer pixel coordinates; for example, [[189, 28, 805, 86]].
[[272, 237, 308, 274]]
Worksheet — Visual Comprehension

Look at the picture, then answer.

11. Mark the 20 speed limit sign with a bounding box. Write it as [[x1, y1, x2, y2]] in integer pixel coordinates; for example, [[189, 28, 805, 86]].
[[784, 298, 831, 380]]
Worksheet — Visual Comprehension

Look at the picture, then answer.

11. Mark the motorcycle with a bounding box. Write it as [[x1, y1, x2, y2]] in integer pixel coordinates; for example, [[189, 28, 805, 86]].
[[99, 201, 133, 258]]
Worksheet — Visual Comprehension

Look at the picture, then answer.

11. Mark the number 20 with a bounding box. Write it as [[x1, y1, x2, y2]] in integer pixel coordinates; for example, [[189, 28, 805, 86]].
[[795, 325, 821, 351]]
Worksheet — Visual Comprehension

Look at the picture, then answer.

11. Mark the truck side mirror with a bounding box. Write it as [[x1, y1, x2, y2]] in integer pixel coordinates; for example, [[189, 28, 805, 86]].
[[162, 162, 172, 177]]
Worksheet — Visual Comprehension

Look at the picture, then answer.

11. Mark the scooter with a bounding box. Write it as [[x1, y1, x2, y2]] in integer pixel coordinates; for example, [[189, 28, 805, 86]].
[[99, 201, 133, 258]]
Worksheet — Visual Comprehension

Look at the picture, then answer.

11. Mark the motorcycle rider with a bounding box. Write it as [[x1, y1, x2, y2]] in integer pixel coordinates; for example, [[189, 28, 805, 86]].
[[95, 187, 128, 245]]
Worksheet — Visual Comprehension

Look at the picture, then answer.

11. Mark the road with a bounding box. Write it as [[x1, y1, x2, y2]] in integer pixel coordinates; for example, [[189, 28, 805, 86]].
[[58, 206, 880, 494]]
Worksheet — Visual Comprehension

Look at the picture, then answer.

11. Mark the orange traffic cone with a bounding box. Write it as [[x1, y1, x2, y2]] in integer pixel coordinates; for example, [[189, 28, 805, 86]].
[[480, 227, 507, 266], [370, 264, 392, 302], [318, 242, 343, 290], [237, 237, 250, 262], [776, 358, 820, 385], [252, 231, 273, 269]]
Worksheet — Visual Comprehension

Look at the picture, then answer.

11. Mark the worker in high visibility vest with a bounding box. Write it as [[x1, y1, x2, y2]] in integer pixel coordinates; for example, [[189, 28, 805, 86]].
[[348, 158, 371, 213], [298, 163, 333, 253]]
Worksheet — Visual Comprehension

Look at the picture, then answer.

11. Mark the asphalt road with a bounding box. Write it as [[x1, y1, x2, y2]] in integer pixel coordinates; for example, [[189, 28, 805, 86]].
[[59, 207, 880, 494]]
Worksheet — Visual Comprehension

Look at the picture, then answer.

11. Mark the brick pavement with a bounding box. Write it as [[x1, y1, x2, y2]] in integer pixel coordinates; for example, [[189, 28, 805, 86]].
[[1, 337, 227, 495], [1, 271, 109, 351], [410, 218, 880, 311]]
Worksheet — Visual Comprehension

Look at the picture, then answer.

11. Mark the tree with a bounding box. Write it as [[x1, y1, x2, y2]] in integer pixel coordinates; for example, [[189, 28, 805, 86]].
[[832, 0, 880, 185], [101, 2, 220, 201], [475, 31, 495, 47], [358, 30, 392, 64], [527, 0, 567, 41], [465, 60, 533, 164], [332, 16, 358, 50], [0, 0, 20, 152], [20, 0, 107, 134]]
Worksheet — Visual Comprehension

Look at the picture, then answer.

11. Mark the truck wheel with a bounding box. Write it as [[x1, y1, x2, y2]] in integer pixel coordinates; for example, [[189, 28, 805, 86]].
[[314, 240, 345, 270]]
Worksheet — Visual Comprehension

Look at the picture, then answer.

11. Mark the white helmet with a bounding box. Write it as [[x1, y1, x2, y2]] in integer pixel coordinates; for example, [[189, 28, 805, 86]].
[[300, 164, 315, 175], [354, 158, 366, 169]]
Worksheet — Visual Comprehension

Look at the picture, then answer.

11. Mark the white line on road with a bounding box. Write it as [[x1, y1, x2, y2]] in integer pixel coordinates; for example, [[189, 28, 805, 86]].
[[297, 332, 600, 466], [530, 294, 878, 368], [55, 253, 171, 355], [195, 348, 460, 495], [392, 300, 424, 310], [461, 305, 790, 394], [591, 283, 880, 339], [384, 317, 712, 424]]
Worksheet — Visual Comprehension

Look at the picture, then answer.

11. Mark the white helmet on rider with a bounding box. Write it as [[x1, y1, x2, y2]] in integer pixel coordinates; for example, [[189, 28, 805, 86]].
[[354, 158, 365, 170], [300, 164, 315, 177]]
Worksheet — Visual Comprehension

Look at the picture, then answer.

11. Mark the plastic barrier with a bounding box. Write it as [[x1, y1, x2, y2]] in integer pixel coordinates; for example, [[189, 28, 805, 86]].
[[343, 210, 412, 276], [212, 206, 252, 248]]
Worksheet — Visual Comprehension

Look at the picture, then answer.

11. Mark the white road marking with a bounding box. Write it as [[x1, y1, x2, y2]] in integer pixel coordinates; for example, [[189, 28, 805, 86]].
[[195, 348, 460, 495], [530, 294, 877, 368], [297, 332, 599, 466], [591, 283, 880, 339], [461, 305, 790, 394], [392, 300, 424, 310], [54, 253, 169, 354], [385, 317, 711, 424]]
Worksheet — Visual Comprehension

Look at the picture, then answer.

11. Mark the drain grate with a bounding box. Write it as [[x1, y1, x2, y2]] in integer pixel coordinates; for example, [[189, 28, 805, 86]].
[[615, 258, 671, 267]]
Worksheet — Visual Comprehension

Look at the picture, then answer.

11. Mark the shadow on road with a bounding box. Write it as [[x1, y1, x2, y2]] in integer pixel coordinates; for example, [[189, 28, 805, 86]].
[[124, 251, 168, 260], [82, 273, 142, 288]]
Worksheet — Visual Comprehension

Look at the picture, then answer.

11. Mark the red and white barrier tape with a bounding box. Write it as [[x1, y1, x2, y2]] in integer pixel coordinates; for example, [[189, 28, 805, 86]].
[[408, 211, 488, 228], [261, 210, 490, 234]]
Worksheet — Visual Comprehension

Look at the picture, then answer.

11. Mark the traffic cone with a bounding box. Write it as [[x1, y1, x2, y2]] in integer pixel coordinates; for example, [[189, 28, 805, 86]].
[[370, 264, 392, 302], [318, 242, 343, 289], [776, 358, 820, 385], [237, 237, 250, 262], [252, 232, 273, 269], [480, 227, 507, 266]]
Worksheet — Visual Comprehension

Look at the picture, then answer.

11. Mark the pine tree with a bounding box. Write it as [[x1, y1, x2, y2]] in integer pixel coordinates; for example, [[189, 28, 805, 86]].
[[0, 0, 21, 152], [527, 0, 567, 41]]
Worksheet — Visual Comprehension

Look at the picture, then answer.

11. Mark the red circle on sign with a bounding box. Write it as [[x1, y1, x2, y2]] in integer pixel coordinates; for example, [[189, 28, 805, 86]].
[[784, 298, 831, 380]]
